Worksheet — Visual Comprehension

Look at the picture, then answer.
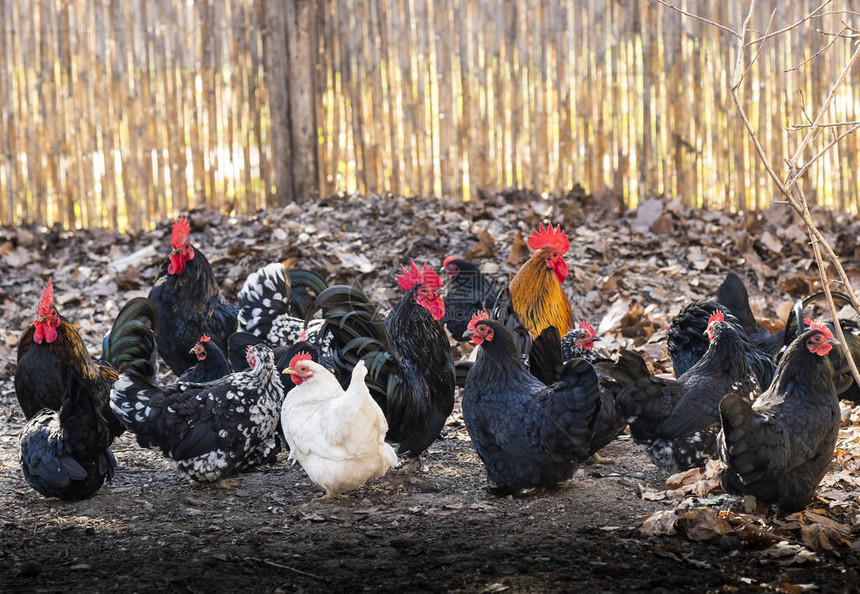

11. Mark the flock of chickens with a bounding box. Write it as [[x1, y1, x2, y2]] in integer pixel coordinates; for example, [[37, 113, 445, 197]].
[[12, 216, 860, 514]]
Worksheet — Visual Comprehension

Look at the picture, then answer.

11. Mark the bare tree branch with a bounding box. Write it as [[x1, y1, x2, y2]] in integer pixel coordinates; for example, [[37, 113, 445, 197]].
[[651, 0, 741, 39], [744, 0, 832, 47]]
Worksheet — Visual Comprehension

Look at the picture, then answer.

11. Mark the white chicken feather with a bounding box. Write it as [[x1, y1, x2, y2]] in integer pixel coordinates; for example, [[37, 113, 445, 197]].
[[281, 358, 398, 497]]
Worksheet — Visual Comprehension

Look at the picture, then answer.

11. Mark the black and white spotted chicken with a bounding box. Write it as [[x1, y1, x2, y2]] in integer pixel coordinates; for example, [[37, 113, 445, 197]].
[[110, 343, 285, 482], [237, 262, 332, 353]]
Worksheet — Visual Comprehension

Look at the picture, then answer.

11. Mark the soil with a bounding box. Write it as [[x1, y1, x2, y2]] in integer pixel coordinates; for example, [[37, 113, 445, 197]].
[[1, 190, 859, 592]]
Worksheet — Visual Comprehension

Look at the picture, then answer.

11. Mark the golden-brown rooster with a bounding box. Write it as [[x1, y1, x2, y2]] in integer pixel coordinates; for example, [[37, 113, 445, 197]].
[[495, 223, 574, 352]]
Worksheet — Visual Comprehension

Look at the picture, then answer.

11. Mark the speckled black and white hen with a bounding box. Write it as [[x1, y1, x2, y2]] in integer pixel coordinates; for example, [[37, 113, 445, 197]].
[[237, 263, 331, 352], [614, 311, 761, 473], [110, 344, 284, 482]]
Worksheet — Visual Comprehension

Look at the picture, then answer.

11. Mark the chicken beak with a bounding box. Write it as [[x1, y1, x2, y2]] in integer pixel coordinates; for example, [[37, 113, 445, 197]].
[[188, 346, 196, 354], [592, 336, 602, 342], [436, 288, 447, 296], [462, 329, 474, 339], [282, 368, 297, 375]]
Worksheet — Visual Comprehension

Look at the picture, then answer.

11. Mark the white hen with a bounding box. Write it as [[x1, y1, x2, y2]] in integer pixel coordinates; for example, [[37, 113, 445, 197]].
[[281, 354, 398, 497]]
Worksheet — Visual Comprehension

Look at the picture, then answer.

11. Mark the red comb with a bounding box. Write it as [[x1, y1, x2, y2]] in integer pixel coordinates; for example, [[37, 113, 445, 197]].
[[809, 320, 834, 340], [38, 278, 55, 317], [396, 260, 442, 292], [578, 320, 596, 337], [707, 311, 725, 325], [299, 330, 307, 342], [442, 256, 457, 268], [803, 318, 814, 327], [171, 216, 191, 249], [527, 223, 569, 254], [289, 352, 313, 368], [467, 311, 490, 332], [198, 335, 211, 344]]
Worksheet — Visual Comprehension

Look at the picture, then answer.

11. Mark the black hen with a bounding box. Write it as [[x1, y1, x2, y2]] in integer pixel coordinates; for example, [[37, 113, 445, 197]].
[[667, 300, 775, 389], [462, 319, 600, 493], [528, 325, 625, 457], [148, 216, 239, 376], [306, 262, 455, 460], [440, 257, 499, 341], [718, 324, 840, 512], [178, 335, 232, 383], [19, 366, 118, 500], [110, 344, 284, 482], [614, 312, 761, 472]]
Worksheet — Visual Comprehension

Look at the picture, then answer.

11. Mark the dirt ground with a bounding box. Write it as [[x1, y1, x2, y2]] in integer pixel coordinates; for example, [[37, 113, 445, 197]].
[[1, 191, 860, 592]]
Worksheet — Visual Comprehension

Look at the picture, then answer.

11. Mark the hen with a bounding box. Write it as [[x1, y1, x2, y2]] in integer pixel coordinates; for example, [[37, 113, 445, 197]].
[[614, 311, 761, 472], [148, 216, 239, 375], [494, 223, 574, 351], [237, 263, 329, 348], [462, 316, 600, 493], [666, 300, 775, 389], [527, 322, 625, 460], [178, 335, 232, 384], [110, 344, 284, 482], [718, 323, 840, 512], [281, 354, 398, 498], [16, 281, 158, 499], [440, 257, 499, 341], [307, 261, 455, 462]]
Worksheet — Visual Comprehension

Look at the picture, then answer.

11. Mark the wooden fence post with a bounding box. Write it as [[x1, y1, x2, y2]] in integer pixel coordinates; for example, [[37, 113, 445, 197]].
[[264, 0, 319, 207]]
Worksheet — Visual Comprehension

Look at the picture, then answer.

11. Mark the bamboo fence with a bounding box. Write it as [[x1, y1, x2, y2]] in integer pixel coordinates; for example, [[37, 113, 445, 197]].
[[1, 0, 859, 230]]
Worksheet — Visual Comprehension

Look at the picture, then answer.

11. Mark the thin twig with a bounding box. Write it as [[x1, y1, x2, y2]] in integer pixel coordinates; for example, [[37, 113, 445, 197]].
[[738, 9, 776, 88], [789, 120, 860, 130], [652, 0, 740, 39], [246, 556, 325, 581], [785, 26, 846, 72], [744, 0, 832, 47], [788, 42, 860, 166], [787, 123, 860, 190]]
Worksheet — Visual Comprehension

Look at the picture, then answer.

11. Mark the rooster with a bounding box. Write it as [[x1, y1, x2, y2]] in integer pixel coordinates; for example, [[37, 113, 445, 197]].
[[16, 280, 158, 499], [718, 323, 840, 513], [307, 261, 455, 464], [110, 343, 284, 482], [178, 335, 232, 384], [614, 311, 761, 472], [20, 367, 118, 501], [462, 315, 600, 493], [440, 257, 499, 341], [494, 223, 574, 353], [281, 354, 398, 498], [148, 216, 239, 375]]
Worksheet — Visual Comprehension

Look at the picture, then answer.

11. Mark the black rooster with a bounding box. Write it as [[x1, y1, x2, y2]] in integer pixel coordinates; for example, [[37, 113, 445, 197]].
[[718, 323, 840, 512], [16, 282, 158, 500], [19, 367, 118, 501], [440, 257, 499, 341], [110, 344, 284, 482], [148, 217, 239, 375], [462, 316, 600, 493], [306, 261, 455, 462], [614, 311, 761, 472]]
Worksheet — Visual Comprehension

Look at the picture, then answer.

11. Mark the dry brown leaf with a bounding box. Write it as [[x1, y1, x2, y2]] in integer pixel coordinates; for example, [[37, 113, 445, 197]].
[[464, 228, 497, 260], [640, 510, 678, 536], [506, 232, 529, 267], [677, 508, 733, 542]]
